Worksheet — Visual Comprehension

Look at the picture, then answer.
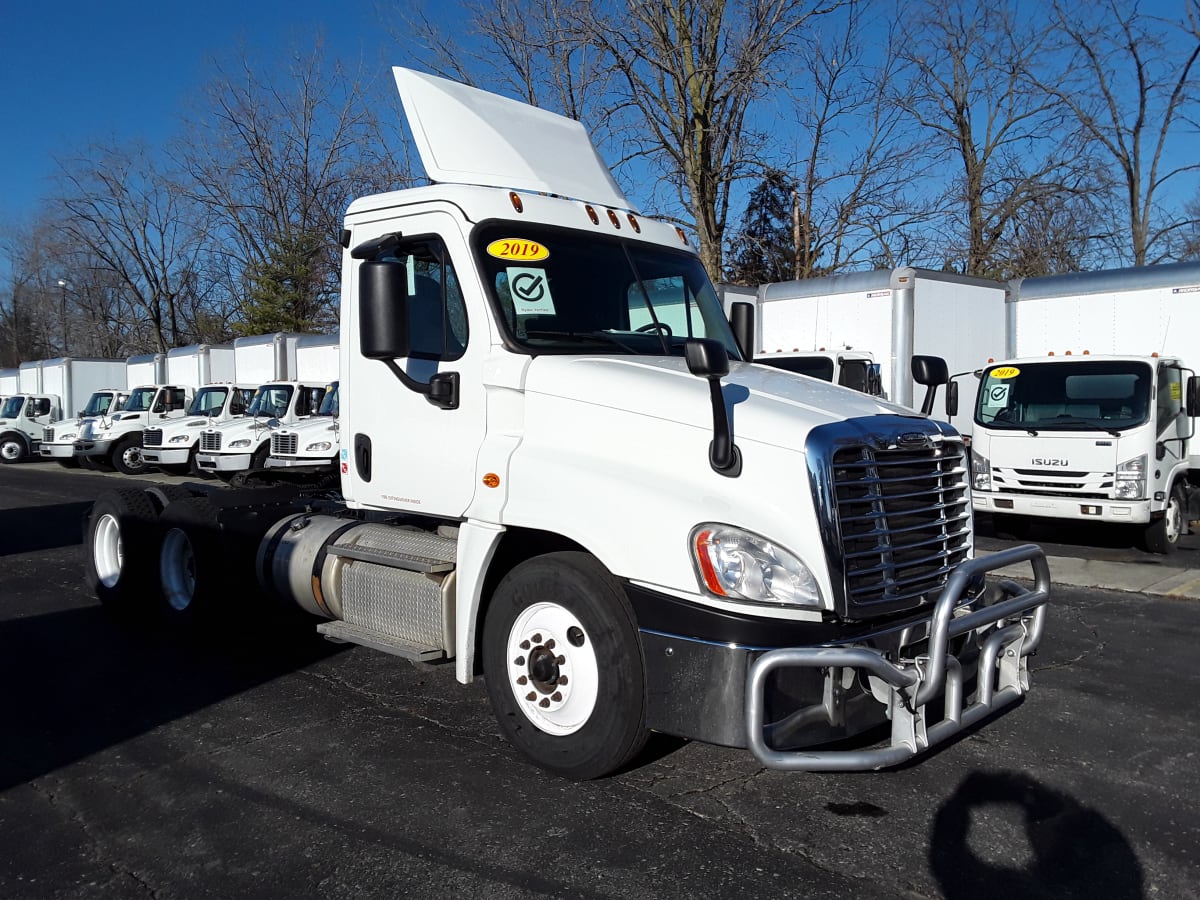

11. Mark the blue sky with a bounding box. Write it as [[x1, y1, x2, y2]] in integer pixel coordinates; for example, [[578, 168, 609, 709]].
[[0, 1, 394, 224]]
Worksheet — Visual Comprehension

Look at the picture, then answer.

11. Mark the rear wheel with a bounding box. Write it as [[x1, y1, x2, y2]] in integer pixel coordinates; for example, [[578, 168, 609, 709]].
[[1142, 484, 1186, 554], [158, 496, 226, 626], [85, 488, 163, 617], [482, 552, 648, 780], [0, 433, 26, 464]]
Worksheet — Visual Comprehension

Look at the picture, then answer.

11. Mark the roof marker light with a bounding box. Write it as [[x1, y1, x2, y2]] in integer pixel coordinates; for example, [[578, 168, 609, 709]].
[[675, 226, 688, 245], [626, 213, 641, 233], [607, 209, 621, 229], [509, 192, 524, 213], [585, 205, 599, 225]]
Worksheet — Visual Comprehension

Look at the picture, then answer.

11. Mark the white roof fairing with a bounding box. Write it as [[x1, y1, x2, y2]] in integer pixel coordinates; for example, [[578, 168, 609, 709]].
[[393, 67, 633, 211]]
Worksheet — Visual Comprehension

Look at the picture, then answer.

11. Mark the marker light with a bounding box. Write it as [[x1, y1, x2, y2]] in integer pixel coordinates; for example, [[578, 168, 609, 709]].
[[585, 205, 599, 225], [509, 192, 524, 213], [626, 213, 641, 233], [607, 209, 621, 228]]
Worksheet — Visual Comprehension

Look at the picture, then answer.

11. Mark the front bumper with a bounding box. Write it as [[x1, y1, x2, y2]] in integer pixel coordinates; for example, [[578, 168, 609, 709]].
[[141, 446, 191, 465], [974, 492, 1152, 524], [74, 439, 115, 458], [40, 442, 76, 458], [196, 452, 252, 472], [635, 545, 1049, 771], [265, 455, 335, 468]]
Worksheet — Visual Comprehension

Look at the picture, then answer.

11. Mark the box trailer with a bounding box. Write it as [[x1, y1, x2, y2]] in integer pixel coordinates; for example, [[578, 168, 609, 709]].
[[166, 343, 237, 389], [36, 358, 129, 466]]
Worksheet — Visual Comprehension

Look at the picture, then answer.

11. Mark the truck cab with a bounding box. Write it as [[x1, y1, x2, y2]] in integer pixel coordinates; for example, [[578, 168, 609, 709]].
[[755, 349, 884, 397], [194, 381, 327, 480], [965, 354, 1199, 552], [41, 389, 128, 466], [0, 394, 61, 463], [142, 383, 257, 474], [74, 384, 192, 474], [265, 381, 339, 473]]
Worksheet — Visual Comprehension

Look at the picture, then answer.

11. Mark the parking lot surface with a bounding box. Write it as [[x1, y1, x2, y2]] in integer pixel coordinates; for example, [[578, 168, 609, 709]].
[[1, 463, 1198, 899]]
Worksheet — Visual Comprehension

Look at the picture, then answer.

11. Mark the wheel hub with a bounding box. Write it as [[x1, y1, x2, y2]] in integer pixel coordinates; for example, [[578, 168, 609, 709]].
[[506, 602, 598, 736]]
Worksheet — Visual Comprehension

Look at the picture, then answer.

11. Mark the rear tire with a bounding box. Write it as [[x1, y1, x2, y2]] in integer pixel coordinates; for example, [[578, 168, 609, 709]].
[[158, 496, 225, 627], [85, 488, 163, 618], [482, 552, 649, 780]]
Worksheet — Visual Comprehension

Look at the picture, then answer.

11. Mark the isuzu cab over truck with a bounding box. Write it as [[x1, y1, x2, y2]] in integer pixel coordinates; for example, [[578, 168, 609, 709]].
[[84, 68, 1049, 780], [960, 354, 1200, 553]]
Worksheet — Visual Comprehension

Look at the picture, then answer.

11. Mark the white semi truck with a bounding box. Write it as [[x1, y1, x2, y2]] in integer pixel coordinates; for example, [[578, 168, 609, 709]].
[[74, 353, 193, 474], [140, 343, 256, 475], [84, 68, 1049, 779], [194, 334, 337, 481], [265, 380, 339, 478], [960, 261, 1200, 552]]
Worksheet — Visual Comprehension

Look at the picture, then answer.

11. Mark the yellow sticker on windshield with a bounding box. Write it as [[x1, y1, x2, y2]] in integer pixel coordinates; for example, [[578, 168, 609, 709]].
[[991, 366, 1020, 379], [1171, 381, 1182, 400], [487, 239, 549, 261]]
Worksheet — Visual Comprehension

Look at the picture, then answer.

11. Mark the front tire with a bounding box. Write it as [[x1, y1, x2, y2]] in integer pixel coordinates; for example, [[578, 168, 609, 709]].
[[482, 552, 648, 780], [1142, 484, 1186, 554], [111, 434, 148, 475], [0, 432, 27, 464]]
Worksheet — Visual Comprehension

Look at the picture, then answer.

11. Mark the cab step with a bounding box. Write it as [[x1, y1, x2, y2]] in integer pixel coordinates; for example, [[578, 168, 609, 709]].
[[317, 620, 444, 661]]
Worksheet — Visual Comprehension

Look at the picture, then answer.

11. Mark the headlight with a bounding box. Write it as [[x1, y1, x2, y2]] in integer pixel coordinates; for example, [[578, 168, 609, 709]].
[[1115, 454, 1146, 500], [971, 451, 992, 491], [60, 433, 77, 442], [169, 434, 192, 444], [305, 441, 332, 452], [690, 524, 821, 608], [230, 438, 252, 448]]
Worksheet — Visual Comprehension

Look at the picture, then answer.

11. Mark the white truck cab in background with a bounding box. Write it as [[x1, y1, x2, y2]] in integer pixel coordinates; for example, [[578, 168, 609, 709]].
[[754, 348, 883, 396], [265, 380, 339, 476], [142, 382, 258, 474], [34, 357, 129, 466], [85, 67, 1049, 781]]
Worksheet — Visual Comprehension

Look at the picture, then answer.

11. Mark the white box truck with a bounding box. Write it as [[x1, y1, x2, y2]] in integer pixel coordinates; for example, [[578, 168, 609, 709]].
[[141, 344, 257, 475], [194, 334, 336, 481], [74, 353, 194, 474], [747, 269, 1007, 417], [0, 368, 17, 402], [35, 358, 129, 466], [83, 68, 1049, 779], [961, 261, 1200, 552], [0, 359, 74, 463]]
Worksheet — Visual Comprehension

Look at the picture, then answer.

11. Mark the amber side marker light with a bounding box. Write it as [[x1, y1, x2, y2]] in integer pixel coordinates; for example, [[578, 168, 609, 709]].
[[509, 192, 524, 213], [627, 213, 641, 233], [585, 205, 599, 225], [482, 473, 501, 488], [674, 226, 688, 245], [607, 209, 621, 228], [692, 529, 728, 596]]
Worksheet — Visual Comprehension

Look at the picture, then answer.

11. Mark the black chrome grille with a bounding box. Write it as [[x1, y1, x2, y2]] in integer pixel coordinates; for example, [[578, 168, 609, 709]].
[[143, 428, 163, 447], [272, 433, 298, 456], [200, 432, 222, 452], [809, 418, 971, 619]]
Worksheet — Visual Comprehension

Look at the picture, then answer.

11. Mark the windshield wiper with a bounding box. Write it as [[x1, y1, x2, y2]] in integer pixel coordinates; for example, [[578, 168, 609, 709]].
[[525, 330, 640, 353]]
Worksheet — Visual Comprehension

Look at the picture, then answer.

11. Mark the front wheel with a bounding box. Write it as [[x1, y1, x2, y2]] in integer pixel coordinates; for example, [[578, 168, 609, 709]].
[[0, 433, 27, 464], [1142, 484, 1187, 554], [482, 552, 648, 780], [111, 434, 148, 475]]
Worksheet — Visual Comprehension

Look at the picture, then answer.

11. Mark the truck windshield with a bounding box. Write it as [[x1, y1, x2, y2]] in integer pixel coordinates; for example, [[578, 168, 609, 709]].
[[757, 356, 836, 381], [122, 387, 158, 413], [247, 385, 294, 418], [187, 387, 229, 417], [0, 396, 23, 419], [81, 392, 115, 417], [315, 383, 339, 417], [976, 360, 1153, 431], [474, 223, 741, 358]]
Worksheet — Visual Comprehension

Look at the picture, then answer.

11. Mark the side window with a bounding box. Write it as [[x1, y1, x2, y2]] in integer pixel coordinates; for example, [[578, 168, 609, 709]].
[[1157, 365, 1183, 435], [379, 238, 468, 361]]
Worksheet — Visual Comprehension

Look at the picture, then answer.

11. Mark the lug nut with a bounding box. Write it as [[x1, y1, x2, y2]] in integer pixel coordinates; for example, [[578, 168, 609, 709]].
[[514, 656, 525, 666], [558, 676, 568, 685], [517, 676, 528, 685], [545, 639, 555, 650], [526, 692, 537, 701], [539, 698, 550, 708], [520, 640, 530, 650], [532, 633, 543, 643], [551, 692, 562, 702], [556, 655, 566, 665]]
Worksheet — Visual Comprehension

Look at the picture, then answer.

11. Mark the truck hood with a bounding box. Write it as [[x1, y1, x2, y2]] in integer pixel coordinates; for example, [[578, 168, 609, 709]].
[[522, 355, 922, 449]]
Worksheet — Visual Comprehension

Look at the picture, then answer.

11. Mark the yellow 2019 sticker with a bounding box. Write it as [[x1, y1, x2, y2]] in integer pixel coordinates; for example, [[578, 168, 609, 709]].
[[1171, 381, 1182, 400], [990, 366, 1020, 379], [487, 238, 549, 261]]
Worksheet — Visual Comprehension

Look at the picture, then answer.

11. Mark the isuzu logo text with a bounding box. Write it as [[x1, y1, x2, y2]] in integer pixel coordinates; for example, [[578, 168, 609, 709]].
[[1031, 458, 1070, 467]]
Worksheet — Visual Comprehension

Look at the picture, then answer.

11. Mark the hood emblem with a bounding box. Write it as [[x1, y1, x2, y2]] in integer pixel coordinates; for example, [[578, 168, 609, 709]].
[[896, 432, 931, 449]]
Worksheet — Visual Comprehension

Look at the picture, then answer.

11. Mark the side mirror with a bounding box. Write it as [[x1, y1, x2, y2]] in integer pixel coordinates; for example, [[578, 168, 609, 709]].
[[729, 301, 755, 363], [685, 338, 730, 378], [911, 354, 949, 416], [685, 339, 740, 477], [359, 260, 411, 359], [1187, 375, 1200, 418], [946, 381, 959, 417]]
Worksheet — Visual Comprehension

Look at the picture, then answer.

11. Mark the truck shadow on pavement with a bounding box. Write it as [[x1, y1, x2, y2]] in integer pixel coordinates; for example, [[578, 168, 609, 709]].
[[929, 770, 1144, 900], [0, 502, 93, 556], [0, 606, 347, 792]]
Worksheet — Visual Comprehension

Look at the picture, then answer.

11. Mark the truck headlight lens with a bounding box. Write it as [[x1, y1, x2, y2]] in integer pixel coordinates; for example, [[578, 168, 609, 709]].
[[1115, 454, 1146, 500], [305, 441, 332, 452], [690, 524, 821, 608], [169, 434, 192, 444], [60, 433, 76, 442], [971, 451, 991, 491], [230, 438, 252, 448]]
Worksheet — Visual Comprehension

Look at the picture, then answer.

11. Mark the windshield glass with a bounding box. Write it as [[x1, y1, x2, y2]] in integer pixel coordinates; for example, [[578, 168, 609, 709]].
[[81, 392, 115, 417], [474, 223, 740, 357], [122, 387, 158, 413], [247, 384, 294, 418], [1, 396, 23, 418], [757, 355, 835, 381], [316, 383, 339, 416], [187, 387, 229, 417], [976, 360, 1153, 431]]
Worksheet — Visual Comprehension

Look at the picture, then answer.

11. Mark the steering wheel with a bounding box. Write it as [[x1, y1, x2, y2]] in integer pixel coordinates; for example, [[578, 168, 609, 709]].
[[635, 322, 673, 337]]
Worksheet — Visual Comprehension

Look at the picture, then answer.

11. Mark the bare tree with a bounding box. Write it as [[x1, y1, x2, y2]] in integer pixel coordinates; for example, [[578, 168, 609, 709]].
[[177, 43, 407, 334], [1035, 0, 1200, 266], [895, 0, 1093, 277]]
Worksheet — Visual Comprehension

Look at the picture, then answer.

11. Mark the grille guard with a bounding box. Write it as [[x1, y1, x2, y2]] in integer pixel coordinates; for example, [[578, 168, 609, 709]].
[[745, 544, 1050, 771]]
